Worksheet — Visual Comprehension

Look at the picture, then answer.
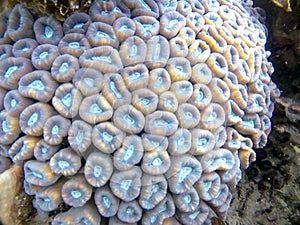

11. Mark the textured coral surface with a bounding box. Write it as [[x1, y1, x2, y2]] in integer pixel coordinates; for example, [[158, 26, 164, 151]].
[[0, 0, 279, 224]]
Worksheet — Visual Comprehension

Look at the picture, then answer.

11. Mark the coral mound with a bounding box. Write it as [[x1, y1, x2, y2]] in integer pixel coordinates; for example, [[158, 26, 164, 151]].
[[0, 0, 279, 224]]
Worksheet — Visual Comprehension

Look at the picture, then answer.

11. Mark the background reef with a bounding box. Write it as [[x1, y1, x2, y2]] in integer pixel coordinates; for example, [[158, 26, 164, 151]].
[[0, 0, 93, 21], [0, 0, 299, 225]]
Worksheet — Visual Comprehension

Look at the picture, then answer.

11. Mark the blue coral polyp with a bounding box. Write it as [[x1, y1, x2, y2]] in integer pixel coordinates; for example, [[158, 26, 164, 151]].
[[61, 175, 93, 207]]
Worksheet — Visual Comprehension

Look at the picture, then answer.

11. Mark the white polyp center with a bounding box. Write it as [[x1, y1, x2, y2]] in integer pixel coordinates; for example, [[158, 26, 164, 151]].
[[68, 42, 80, 48], [71, 190, 82, 199], [206, 158, 215, 167], [20, 144, 26, 153], [253, 98, 260, 107], [178, 166, 192, 183], [141, 23, 152, 32], [73, 22, 84, 29], [206, 111, 217, 122], [197, 137, 208, 147], [109, 81, 122, 98], [203, 181, 212, 192], [102, 131, 113, 142], [229, 108, 238, 118], [181, 31, 190, 40], [183, 194, 192, 203], [217, 85, 224, 95], [124, 114, 135, 125], [51, 125, 59, 135], [31, 170, 43, 179], [154, 119, 166, 127], [181, 84, 192, 93], [4, 66, 18, 78], [41, 197, 50, 203], [123, 145, 134, 161], [151, 157, 162, 166], [103, 196, 111, 208], [168, 19, 178, 29], [44, 25, 54, 38], [39, 51, 49, 59], [126, 207, 134, 215], [129, 44, 138, 58], [41, 146, 48, 154], [59, 62, 69, 73], [239, 64, 247, 74], [189, 211, 200, 220], [153, 43, 161, 61], [93, 165, 102, 178], [175, 65, 184, 73], [129, 72, 141, 81], [28, 112, 38, 126], [146, 183, 159, 199], [229, 139, 238, 146], [83, 77, 94, 87], [21, 47, 29, 51], [214, 188, 222, 199], [158, 202, 167, 214], [196, 91, 204, 103], [10, 98, 17, 108], [177, 136, 185, 146], [79, 218, 90, 224], [156, 75, 163, 86], [149, 140, 159, 149], [216, 157, 227, 164], [61, 92, 72, 108], [150, 216, 156, 223], [120, 179, 132, 191], [241, 141, 249, 147], [184, 111, 193, 119], [101, 10, 109, 15], [58, 160, 70, 169], [175, 42, 183, 51], [91, 55, 112, 63], [0, 53, 5, 60], [164, 99, 174, 108], [216, 38, 224, 48], [113, 7, 122, 13], [119, 25, 129, 31], [209, 14, 219, 23], [151, 183, 159, 194], [75, 128, 84, 143], [28, 80, 45, 91], [195, 46, 203, 56], [241, 120, 255, 128], [214, 57, 221, 67], [96, 31, 110, 38], [199, 67, 207, 77], [89, 103, 102, 114], [141, 97, 150, 106], [2, 120, 9, 133]]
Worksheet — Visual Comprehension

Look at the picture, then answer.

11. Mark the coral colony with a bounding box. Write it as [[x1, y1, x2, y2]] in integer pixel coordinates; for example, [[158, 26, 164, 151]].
[[0, 0, 279, 224]]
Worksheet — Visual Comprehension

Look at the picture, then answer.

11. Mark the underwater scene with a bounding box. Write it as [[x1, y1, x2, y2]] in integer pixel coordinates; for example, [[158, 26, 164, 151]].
[[0, 0, 299, 224]]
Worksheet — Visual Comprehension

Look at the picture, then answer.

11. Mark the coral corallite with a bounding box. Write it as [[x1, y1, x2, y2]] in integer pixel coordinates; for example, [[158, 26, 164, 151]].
[[0, 0, 280, 224]]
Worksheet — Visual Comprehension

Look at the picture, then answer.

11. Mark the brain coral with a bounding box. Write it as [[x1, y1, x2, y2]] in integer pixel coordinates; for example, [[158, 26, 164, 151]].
[[0, 0, 279, 224]]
